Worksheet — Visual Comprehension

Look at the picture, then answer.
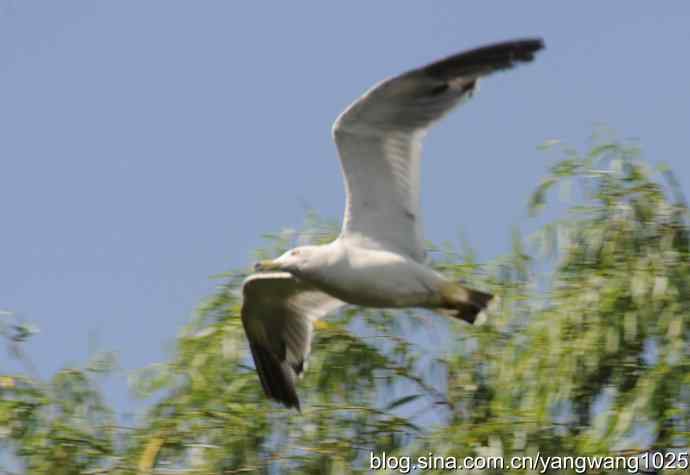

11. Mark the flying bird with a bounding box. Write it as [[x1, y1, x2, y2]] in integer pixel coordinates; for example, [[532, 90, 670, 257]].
[[241, 38, 545, 410]]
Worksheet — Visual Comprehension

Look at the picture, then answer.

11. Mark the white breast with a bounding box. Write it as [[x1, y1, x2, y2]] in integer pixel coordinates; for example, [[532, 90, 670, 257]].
[[309, 240, 444, 308]]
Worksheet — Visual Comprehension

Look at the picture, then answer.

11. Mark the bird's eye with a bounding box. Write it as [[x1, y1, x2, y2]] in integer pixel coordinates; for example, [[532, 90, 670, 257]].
[[291, 250, 300, 256]]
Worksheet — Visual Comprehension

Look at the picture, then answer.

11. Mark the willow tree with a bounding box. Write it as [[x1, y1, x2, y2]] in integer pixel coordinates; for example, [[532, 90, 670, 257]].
[[1, 136, 688, 474]]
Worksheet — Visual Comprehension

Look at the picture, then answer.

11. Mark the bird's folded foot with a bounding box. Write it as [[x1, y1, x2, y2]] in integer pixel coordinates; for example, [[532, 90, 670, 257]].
[[438, 282, 494, 324]]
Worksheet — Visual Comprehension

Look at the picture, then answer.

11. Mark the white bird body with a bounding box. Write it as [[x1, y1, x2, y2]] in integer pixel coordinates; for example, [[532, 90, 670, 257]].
[[294, 239, 445, 308], [240, 38, 545, 409]]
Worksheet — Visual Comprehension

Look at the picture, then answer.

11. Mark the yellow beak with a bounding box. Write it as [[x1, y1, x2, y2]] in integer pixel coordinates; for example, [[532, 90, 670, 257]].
[[254, 260, 281, 272]]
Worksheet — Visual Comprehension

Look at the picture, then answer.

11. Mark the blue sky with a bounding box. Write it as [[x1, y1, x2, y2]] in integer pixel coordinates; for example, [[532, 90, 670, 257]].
[[2, 2, 690, 415]]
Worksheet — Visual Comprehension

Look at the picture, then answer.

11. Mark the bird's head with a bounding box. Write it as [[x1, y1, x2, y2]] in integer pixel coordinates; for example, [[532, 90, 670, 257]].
[[254, 245, 320, 275]]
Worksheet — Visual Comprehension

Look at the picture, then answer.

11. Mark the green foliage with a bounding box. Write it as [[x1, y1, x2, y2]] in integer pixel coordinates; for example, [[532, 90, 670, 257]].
[[0, 335, 117, 474], [2, 134, 688, 473]]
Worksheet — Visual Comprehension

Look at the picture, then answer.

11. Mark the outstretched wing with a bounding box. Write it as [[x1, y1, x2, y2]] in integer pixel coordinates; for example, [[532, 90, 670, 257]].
[[240, 272, 345, 410], [333, 38, 544, 262]]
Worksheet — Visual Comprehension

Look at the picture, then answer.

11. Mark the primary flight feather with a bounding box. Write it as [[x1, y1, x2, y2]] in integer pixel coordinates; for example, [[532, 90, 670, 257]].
[[241, 38, 545, 410]]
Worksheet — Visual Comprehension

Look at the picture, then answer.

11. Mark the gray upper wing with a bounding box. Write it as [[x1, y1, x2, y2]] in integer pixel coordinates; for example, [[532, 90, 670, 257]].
[[333, 38, 544, 262]]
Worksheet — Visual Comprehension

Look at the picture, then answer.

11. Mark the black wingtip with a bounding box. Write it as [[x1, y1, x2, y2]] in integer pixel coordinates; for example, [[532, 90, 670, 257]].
[[248, 342, 302, 411], [462, 37, 545, 63], [424, 37, 545, 80]]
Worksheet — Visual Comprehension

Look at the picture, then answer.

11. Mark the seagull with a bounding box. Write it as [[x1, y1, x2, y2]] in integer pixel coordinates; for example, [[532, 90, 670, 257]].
[[241, 38, 545, 410]]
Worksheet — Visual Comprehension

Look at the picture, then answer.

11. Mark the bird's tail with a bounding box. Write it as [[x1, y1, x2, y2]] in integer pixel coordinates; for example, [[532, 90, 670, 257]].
[[437, 282, 494, 324]]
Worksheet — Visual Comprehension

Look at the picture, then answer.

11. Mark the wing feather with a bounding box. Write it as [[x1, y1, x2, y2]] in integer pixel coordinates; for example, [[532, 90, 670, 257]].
[[333, 38, 544, 262], [241, 272, 345, 409]]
